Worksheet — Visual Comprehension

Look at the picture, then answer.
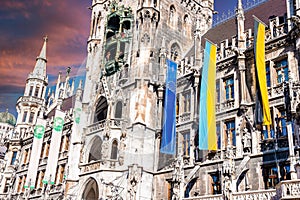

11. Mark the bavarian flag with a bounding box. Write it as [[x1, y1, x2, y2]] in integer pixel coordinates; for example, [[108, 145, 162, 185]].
[[160, 59, 177, 154], [254, 16, 272, 126], [198, 40, 217, 150]]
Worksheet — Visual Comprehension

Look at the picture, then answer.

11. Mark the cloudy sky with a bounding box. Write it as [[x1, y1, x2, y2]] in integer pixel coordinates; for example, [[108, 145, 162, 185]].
[[0, 0, 238, 117]]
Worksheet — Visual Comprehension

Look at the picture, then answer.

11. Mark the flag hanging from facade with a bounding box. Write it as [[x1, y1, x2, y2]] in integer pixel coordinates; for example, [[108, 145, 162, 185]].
[[44, 109, 65, 185], [254, 17, 272, 126], [198, 40, 217, 150], [160, 59, 177, 154], [25, 118, 47, 189]]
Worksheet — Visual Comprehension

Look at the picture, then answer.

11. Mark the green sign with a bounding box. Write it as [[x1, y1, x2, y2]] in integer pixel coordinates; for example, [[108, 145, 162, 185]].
[[53, 117, 64, 131], [74, 108, 81, 124], [34, 125, 45, 139]]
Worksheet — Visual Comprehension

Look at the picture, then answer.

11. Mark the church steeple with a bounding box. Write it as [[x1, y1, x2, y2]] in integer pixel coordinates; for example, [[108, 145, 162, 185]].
[[32, 36, 48, 79], [15, 37, 49, 137]]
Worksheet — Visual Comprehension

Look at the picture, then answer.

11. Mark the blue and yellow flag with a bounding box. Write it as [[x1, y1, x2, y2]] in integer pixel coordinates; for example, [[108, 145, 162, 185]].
[[160, 59, 177, 154], [254, 17, 272, 126], [198, 40, 217, 150]]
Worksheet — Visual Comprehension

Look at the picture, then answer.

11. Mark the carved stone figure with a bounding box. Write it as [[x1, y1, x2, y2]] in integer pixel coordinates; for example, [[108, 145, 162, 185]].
[[127, 164, 142, 200], [242, 128, 251, 153]]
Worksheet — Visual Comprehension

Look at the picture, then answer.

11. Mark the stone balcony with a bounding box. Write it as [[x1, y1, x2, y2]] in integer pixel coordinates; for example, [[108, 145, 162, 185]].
[[275, 180, 300, 199], [80, 159, 119, 174], [183, 179, 300, 200], [87, 118, 123, 136], [17, 96, 44, 105]]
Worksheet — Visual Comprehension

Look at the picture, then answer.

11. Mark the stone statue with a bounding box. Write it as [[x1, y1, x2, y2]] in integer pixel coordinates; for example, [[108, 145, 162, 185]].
[[223, 176, 231, 200], [242, 128, 251, 153]]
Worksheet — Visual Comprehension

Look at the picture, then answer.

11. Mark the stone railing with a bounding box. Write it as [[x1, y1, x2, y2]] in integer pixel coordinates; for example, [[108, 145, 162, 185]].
[[179, 112, 191, 123], [275, 180, 300, 199], [271, 84, 284, 97], [58, 151, 69, 160], [87, 119, 123, 135], [183, 194, 223, 200], [0, 193, 8, 199], [80, 160, 101, 173], [17, 96, 44, 105], [232, 189, 276, 200], [87, 120, 106, 135], [218, 99, 235, 112]]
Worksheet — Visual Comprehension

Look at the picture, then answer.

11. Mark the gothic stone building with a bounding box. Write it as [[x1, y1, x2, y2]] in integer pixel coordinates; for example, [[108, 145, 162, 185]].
[[2, 0, 300, 199], [72, 0, 300, 199]]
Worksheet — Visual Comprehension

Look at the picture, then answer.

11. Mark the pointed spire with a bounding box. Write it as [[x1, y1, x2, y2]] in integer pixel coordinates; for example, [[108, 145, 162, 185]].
[[37, 36, 48, 61], [32, 36, 48, 78], [78, 79, 83, 89], [238, 0, 243, 9], [70, 79, 75, 95], [55, 71, 62, 100]]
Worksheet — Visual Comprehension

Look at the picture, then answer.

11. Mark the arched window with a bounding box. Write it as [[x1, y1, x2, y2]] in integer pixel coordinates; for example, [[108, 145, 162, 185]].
[[88, 137, 102, 162], [169, 5, 176, 26], [94, 97, 108, 122], [115, 101, 122, 119], [111, 140, 118, 160], [82, 178, 99, 200], [170, 43, 181, 61], [183, 14, 191, 37]]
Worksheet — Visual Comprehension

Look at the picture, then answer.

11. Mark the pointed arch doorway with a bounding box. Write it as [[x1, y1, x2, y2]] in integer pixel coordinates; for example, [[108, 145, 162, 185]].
[[82, 178, 99, 200]]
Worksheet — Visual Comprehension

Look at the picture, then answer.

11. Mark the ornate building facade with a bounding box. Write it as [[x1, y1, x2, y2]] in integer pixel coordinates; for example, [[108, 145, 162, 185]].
[[2, 0, 300, 199]]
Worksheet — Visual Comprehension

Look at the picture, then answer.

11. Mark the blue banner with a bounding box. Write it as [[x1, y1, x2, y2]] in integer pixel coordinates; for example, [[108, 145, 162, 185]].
[[160, 59, 177, 154]]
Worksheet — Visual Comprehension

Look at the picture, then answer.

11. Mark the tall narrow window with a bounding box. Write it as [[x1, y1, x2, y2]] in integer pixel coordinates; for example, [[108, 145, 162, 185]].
[[64, 136, 70, 151], [29, 86, 33, 96], [59, 165, 65, 183], [225, 120, 236, 146], [23, 149, 28, 164], [276, 110, 287, 137], [45, 142, 50, 157], [275, 59, 288, 84], [3, 178, 10, 193], [88, 137, 102, 162], [176, 97, 180, 116], [216, 123, 221, 149], [17, 177, 22, 192], [115, 101, 123, 119], [216, 80, 220, 103], [40, 143, 45, 158], [111, 140, 118, 160], [35, 86, 40, 97], [28, 112, 35, 123], [22, 111, 28, 123], [210, 172, 221, 194], [182, 132, 190, 156], [266, 63, 271, 87], [224, 77, 234, 100], [183, 92, 191, 113], [11, 151, 17, 165], [263, 166, 279, 189], [39, 170, 45, 188]]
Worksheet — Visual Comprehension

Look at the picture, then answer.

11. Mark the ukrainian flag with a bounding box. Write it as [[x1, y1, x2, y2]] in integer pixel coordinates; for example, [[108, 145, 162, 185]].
[[254, 17, 272, 126], [198, 40, 217, 150]]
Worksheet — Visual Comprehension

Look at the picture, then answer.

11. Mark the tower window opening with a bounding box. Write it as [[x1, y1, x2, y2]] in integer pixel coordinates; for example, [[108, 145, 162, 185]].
[[35, 86, 40, 97], [29, 112, 35, 123], [94, 97, 108, 122], [111, 140, 118, 160]]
